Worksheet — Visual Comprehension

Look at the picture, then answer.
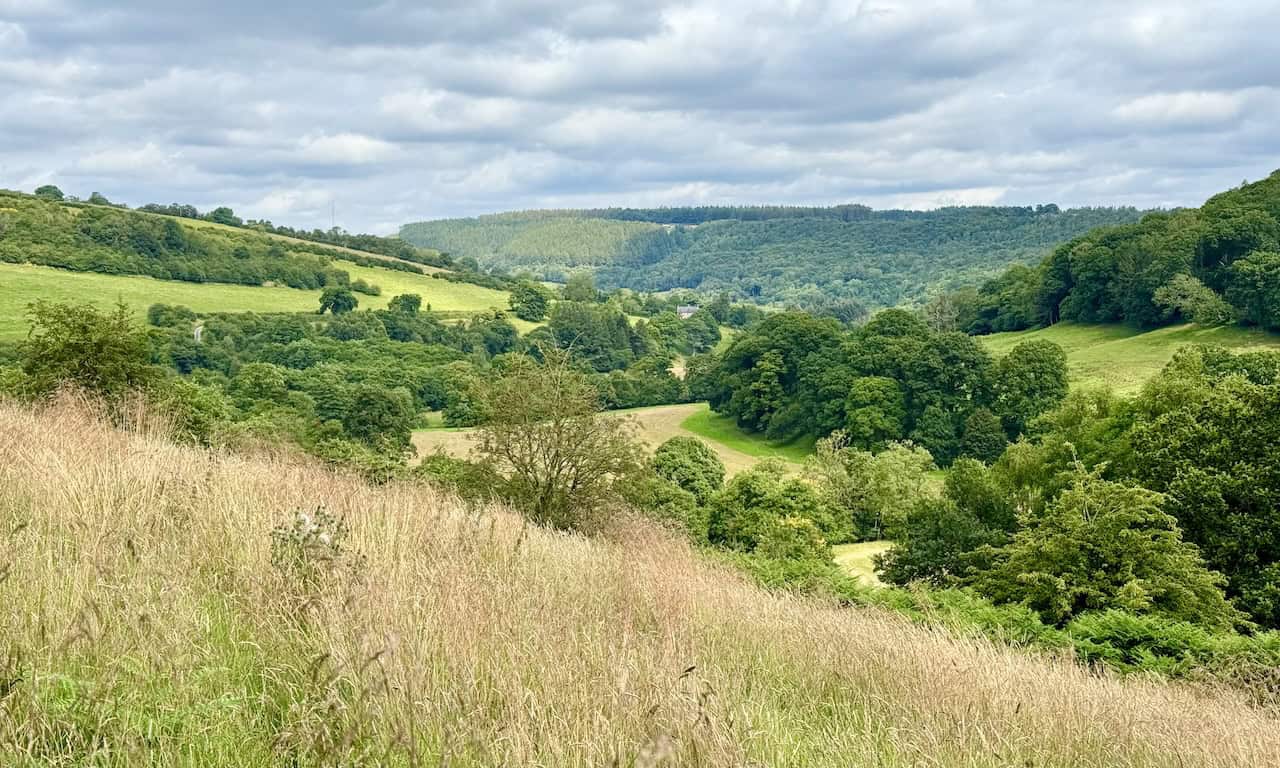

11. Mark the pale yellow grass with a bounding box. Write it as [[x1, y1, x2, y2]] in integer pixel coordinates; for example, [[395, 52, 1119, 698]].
[[2, 399, 1278, 766]]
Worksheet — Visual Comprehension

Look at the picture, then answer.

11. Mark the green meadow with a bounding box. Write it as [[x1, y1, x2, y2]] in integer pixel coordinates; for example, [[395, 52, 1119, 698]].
[[979, 322, 1280, 393], [0, 261, 511, 340]]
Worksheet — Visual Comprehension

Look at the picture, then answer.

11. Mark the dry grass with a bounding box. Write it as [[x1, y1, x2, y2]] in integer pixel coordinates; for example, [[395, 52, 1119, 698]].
[[2, 398, 1278, 766]]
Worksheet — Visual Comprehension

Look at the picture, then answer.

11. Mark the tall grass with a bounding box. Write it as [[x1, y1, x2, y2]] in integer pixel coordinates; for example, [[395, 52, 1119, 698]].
[[1, 397, 1278, 766]]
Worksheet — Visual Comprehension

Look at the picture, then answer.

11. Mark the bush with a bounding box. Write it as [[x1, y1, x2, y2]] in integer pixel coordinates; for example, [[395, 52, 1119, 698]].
[[19, 300, 157, 401], [652, 436, 725, 505], [708, 460, 838, 550], [754, 516, 830, 562], [415, 452, 504, 502], [619, 473, 707, 542], [147, 303, 198, 328]]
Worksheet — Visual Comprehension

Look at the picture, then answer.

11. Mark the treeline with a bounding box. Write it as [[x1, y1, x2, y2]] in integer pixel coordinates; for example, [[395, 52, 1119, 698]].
[[950, 170, 1280, 334], [400, 205, 1141, 308], [128, 196, 452, 269], [692, 309, 1066, 463], [587, 202, 1067, 225], [32, 184, 450, 269]]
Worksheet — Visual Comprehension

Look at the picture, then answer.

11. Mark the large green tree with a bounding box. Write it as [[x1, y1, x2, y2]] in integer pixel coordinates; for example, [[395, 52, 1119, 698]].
[[991, 340, 1068, 437], [973, 472, 1240, 630]]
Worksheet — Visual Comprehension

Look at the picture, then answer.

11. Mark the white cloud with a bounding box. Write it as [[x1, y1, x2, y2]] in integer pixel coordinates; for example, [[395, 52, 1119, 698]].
[[75, 142, 179, 175], [296, 133, 397, 165], [1114, 90, 1249, 126]]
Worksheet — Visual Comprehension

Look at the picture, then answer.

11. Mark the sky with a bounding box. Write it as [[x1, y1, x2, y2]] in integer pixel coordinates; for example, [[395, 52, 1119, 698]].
[[2, 1, 1278, 234]]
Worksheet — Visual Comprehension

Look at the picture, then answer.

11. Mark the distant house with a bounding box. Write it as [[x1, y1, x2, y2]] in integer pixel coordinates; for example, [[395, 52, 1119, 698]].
[[677, 305, 699, 320]]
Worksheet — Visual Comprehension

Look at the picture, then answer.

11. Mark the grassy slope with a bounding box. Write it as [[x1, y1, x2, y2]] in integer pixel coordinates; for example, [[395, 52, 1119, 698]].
[[3, 400, 1277, 766], [980, 322, 1280, 393], [0, 260, 510, 341]]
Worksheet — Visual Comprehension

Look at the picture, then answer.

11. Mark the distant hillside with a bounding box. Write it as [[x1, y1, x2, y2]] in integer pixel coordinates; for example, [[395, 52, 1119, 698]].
[[958, 169, 1280, 334], [400, 205, 1142, 309]]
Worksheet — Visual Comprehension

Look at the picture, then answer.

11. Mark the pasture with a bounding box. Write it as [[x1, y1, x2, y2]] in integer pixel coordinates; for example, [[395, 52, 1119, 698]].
[[979, 322, 1280, 393], [0, 260, 511, 340]]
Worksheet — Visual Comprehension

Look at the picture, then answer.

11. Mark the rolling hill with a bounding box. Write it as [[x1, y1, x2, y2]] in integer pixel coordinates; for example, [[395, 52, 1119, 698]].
[[400, 204, 1143, 309], [0, 190, 513, 340]]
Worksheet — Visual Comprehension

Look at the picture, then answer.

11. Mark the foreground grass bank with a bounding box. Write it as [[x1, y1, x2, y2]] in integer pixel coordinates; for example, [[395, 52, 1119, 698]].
[[1, 399, 1277, 766]]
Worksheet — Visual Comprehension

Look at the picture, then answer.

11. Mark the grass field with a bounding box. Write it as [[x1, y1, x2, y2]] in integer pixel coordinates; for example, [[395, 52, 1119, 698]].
[[0, 261, 511, 340], [980, 322, 1280, 393], [833, 541, 891, 587], [4, 398, 1278, 766], [414, 402, 807, 477]]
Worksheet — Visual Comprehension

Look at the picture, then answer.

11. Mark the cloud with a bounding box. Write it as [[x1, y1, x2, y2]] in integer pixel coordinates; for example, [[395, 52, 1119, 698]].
[[0, 0, 1277, 233], [296, 133, 398, 166], [1114, 91, 1250, 127]]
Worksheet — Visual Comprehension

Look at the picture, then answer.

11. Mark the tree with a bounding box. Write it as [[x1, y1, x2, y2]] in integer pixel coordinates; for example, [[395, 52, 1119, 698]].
[[1153, 274, 1236, 326], [973, 472, 1241, 630], [922, 292, 959, 332], [844, 376, 906, 449], [802, 434, 935, 542], [563, 272, 598, 303], [509, 280, 551, 322], [708, 460, 838, 550], [387, 293, 422, 314], [206, 206, 242, 227], [619, 473, 706, 542], [683, 310, 721, 353], [960, 408, 1007, 463], [877, 458, 1016, 586], [318, 287, 358, 315], [992, 340, 1068, 437], [18, 301, 155, 400], [909, 405, 958, 465], [473, 354, 644, 532], [1226, 251, 1280, 330], [342, 384, 416, 452], [33, 184, 64, 201], [652, 436, 725, 505]]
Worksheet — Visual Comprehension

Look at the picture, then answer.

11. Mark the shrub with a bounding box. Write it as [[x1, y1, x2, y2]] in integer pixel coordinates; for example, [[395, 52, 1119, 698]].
[[415, 452, 503, 502], [754, 516, 830, 562], [619, 473, 707, 542], [652, 436, 725, 505]]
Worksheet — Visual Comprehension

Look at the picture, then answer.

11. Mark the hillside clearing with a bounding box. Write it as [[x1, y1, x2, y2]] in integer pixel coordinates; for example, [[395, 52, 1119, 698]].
[[979, 322, 1280, 393], [2, 399, 1277, 766], [0, 261, 510, 341]]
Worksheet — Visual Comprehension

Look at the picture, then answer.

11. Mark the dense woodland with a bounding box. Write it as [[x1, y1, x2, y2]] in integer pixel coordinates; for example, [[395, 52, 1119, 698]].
[[952, 170, 1280, 333], [400, 205, 1141, 309]]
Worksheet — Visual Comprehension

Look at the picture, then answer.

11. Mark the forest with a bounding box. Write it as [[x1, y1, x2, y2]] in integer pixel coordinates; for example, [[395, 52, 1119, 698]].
[[952, 170, 1280, 334], [400, 204, 1141, 309]]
